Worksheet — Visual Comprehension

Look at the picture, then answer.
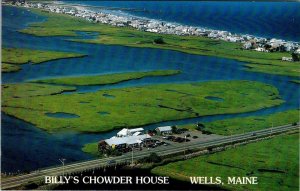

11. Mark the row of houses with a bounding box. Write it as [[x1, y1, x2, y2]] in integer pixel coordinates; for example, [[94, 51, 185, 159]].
[[5, 1, 299, 53]]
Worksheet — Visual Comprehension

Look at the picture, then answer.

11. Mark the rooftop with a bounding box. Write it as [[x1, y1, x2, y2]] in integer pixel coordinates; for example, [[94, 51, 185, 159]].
[[156, 126, 172, 132], [105, 134, 150, 146]]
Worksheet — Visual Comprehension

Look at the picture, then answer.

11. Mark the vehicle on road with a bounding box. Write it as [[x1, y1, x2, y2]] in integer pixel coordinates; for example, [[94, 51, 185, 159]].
[[107, 160, 116, 165]]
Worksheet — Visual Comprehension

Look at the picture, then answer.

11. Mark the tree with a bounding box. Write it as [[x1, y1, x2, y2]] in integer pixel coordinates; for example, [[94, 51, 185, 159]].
[[138, 152, 162, 163], [291, 52, 299, 62], [171, 125, 177, 133], [196, 123, 205, 131], [264, 44, 272, 50], [147, 153, 162, 163], [148, 129, 157, 134], [153, 37, 165, 44]]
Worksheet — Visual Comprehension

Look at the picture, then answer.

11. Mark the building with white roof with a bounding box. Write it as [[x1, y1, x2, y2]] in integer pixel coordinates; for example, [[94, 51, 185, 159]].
[[155, 126, 172, 135], [103, 134, 151, 149], [117, 128, 144, 137]]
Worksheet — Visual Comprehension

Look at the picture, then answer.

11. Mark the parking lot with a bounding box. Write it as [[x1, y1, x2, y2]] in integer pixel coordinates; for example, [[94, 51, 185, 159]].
[[109, 128, 224, 155], [138, 130, 224, 152]]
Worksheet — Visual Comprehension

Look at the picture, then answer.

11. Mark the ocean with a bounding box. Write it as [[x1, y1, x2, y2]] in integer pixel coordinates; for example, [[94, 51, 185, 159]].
[[64, 1, 300, 42]]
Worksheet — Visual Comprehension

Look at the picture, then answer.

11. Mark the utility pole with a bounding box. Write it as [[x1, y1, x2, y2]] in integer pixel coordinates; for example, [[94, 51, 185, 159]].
[[59, 158, 66, 176], [131, 146, 134, 165], [184, 135, 187, 158], [270, 122, 273, 137], [229, 129, 234, 147]]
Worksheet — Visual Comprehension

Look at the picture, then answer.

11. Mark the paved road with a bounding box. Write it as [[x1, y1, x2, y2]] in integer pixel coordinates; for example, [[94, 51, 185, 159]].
[[1, 124, 299, 190]]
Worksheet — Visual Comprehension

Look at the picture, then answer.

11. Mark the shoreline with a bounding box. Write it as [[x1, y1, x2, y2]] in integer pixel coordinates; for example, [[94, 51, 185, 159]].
[[65, 1, 299, 44], [54, 1, 300, 44], [5, 1, 299, 54]]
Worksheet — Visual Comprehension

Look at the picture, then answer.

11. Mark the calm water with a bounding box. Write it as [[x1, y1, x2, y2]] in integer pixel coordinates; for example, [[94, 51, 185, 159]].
[[65, 1, 300, 42], [45, 112, 80, 118], [1, 5, 300, 173]]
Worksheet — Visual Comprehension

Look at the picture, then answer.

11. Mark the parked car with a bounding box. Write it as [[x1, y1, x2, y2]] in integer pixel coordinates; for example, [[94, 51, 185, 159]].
[[166, 136, 175, 140], [175, 137, 184, 143], [107, 160, 116, 165]]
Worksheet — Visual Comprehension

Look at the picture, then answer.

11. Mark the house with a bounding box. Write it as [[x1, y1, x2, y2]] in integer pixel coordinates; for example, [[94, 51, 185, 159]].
[[155, 126, 172, 135], [243, 42, 252, 50], [255, 47, 268, 52], [282, 57, 293, 62]]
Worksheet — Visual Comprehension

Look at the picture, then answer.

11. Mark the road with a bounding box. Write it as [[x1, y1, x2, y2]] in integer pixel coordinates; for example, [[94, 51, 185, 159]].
[[1, 124, 299, 190]]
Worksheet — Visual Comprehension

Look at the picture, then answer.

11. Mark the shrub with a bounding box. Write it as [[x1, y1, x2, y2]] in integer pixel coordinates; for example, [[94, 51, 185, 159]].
[[196, 123, 205, 131], [139, 152, 162, 163], [153, 37, 165, 44]]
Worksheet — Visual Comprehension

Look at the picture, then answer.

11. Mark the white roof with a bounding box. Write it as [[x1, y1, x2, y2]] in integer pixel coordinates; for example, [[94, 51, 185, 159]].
[[128, 128, 144, 133], [156, 126, 172, 132], [117, 128, 144, 137], [105, 134, 150, 146], [133, 132, 142, 136], [117, 128, 129, 136]]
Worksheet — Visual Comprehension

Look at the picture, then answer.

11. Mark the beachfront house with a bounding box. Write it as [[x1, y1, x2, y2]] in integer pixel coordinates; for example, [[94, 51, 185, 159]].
[[282, 57, 293, 62]]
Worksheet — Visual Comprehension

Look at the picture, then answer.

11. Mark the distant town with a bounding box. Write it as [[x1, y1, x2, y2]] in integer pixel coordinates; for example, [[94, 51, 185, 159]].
[[4, 0, 300, 59]]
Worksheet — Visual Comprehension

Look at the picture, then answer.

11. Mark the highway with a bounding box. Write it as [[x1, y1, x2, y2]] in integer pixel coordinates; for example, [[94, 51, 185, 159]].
[[1, 124, 299, 190]]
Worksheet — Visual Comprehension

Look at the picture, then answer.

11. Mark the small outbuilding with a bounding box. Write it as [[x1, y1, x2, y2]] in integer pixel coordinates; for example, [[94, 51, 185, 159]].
[[155, 126, 172, 135]]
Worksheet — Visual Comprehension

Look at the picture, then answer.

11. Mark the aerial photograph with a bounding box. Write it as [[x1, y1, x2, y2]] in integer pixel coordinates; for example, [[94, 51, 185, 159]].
[[1, 0, 299, 190]]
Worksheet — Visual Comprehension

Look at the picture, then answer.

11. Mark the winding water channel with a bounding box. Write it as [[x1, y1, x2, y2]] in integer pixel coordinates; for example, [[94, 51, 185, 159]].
[[1, 6, 299, 173]]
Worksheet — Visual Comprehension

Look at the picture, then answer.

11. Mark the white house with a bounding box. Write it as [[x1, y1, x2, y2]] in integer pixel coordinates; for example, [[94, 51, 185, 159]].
[[282, 57, 293, 62]]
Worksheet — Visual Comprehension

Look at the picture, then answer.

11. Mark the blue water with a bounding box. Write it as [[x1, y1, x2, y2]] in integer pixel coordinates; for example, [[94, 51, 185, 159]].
[[205, 96, 224, 102], [1, 5, 300, 173], [45, 112, 80, 118], [65, 1, 300, 42], [98, 111, 110, 116]]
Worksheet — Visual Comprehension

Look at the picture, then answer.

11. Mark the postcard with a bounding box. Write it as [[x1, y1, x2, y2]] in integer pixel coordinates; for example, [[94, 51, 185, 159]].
[[1, 0, 299, 190]]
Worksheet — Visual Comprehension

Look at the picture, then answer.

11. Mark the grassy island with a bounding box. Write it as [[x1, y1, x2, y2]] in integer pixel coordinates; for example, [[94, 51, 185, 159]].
[[19, 8, 300, 77], [1, 48, 86, 72], [2, 63, 21, 73], [182, 110, 299, 135], [29, 70, 181, 86], [2, 83, 76, 99], [290, 80, 300, 84], [2, 80, 283, 133], [152, 132, 299, 191]]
